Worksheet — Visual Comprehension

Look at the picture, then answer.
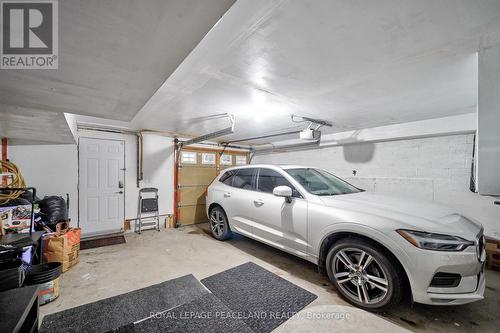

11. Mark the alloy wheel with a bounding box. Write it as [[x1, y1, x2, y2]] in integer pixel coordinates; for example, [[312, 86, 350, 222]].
[[210, 209, 225, 237], [333, 247, 389, 305]]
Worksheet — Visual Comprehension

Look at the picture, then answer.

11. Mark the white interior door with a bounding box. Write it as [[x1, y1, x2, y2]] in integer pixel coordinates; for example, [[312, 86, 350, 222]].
[[79, 137, 125, 236]]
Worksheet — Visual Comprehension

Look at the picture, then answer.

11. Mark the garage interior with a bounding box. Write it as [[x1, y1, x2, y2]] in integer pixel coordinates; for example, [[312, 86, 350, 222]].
[[1, 0, 500, 332]]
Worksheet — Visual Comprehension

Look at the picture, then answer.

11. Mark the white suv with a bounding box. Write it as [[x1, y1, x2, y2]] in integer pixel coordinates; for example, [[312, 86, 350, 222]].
[[206, 164, 486, 310]]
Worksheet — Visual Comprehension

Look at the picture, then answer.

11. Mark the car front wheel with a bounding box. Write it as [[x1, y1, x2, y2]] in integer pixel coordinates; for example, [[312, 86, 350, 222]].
[[209, 206, 232, 241], [326, 237, 403, 311]]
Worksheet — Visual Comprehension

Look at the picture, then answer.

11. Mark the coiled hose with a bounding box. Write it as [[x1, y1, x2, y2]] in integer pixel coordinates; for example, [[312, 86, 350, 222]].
[[0, 160, 26, 205]]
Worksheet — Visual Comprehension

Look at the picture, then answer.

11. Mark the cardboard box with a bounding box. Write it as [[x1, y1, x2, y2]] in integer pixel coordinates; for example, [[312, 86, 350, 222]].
[[0, 205, 32, 233], [487, 253, 500, 270], [42, 224, 81, 272], [486, 242, 499, 252], [485, 237, 500, 270]]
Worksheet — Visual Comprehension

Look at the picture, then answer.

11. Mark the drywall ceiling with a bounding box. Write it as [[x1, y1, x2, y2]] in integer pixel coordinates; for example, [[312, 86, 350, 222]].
[[0, 109, 74, 145], [132, 0, 500, 143], [0, 0, 235, 144], [3, 0, 500, 145]]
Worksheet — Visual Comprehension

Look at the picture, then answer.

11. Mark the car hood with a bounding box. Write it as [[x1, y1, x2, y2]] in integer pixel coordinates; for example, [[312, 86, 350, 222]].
[[319, 192, 482, 239]]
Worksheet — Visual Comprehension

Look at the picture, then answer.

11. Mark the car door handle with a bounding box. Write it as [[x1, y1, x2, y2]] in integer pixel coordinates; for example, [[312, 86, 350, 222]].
[[115, 191, 123, 194], [224, 192, 231, 198], [254, 199, 264, 206]]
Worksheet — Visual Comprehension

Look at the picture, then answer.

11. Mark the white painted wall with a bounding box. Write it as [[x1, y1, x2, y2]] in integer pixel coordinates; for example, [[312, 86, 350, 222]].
[[7, 131, 175, 231], [478, 45, 500, 195], [253, 134, 500, 238], [141, 134, 175, 218], [8, 144, 79, 225]]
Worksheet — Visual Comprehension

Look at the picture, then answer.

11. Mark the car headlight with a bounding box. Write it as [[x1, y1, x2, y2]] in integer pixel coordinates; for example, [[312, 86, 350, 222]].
[[397, 229, 474, 251]]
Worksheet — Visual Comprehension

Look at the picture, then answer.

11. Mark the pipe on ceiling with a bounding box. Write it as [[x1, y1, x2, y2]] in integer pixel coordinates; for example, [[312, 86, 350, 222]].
[[252, 140, 320, 155]]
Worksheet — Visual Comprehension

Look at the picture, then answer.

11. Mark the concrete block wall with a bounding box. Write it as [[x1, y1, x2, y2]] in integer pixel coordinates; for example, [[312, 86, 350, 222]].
[[253, 134, 500, 238]]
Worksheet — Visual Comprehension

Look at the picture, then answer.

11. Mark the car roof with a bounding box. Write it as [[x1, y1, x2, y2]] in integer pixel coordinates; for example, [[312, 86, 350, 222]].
[[279, 165, 311, 170], [223, 164, 311, 171]]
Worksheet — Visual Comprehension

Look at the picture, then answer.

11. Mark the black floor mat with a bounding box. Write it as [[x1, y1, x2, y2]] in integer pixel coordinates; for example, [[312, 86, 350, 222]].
[[115, 293, 253, 333], [201, 262, 317, 333], [41, 263, 317, 333], [40, 274, 209, 333]]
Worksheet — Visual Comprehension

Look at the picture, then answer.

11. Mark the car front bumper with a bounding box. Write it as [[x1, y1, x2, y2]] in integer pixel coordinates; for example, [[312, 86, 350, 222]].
[[421, 271, 485, 305], [396, 237, 486, 305]]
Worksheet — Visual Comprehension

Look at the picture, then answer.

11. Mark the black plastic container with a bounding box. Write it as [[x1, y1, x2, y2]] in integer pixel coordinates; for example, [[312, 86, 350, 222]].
[[25, 262, 62, 305], [0, 258, 25, 292], [0, 248, 23, 264], [25, 262, 62, 284]]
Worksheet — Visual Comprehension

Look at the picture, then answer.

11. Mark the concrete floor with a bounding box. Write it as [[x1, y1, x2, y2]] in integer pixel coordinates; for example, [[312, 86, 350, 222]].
[[41, 225, 500, 333]]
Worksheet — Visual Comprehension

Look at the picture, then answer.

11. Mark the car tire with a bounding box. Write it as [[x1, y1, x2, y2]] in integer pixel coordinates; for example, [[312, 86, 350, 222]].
[[326, 237, 403, 311], [208, 206, 232, 241]]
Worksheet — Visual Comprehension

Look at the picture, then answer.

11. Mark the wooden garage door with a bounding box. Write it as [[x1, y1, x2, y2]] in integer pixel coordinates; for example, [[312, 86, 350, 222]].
[[177, 148, 248, 226]]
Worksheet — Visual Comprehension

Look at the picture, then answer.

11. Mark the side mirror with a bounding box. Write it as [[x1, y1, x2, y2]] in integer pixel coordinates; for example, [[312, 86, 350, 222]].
[[273, 186, 293, 203]]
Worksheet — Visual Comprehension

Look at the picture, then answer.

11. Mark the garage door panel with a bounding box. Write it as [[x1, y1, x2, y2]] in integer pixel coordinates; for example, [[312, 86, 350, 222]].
[[179, 205, 208, 226], [179, 186, 208, 206], [179, 166, 217, 186], [176, 149, 248, 226]]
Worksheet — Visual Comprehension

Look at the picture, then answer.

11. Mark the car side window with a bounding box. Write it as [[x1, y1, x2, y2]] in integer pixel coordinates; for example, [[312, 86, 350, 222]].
[[231, 168, 256, 190], [257, 168, 301, 197], [219, 170, 234, 185]]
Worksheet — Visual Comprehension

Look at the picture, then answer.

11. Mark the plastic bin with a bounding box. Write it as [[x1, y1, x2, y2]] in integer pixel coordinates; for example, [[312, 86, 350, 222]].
[[0, 258, 25, 292], [25, 262, 62, 305]]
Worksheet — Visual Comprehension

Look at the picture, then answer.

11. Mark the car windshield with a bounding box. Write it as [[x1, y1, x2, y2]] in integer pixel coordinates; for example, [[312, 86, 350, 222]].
[[285, 168, 362, 196]]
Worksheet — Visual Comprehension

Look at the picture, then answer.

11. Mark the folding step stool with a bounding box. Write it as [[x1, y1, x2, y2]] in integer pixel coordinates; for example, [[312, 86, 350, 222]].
[[135, 188, 160, 234]]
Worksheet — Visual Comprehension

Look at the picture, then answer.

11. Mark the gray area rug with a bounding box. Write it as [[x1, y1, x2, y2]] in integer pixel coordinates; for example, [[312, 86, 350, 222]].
[[114, 293, 253, 333], [40, 262, 317, 333], [201, 262, 318, 333], [40, 274, 208, 333]]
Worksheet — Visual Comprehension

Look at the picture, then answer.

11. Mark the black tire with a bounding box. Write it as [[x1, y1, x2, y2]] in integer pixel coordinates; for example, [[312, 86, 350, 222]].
[[208, 206, 232, 241], [325, 237, 403, 311]]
